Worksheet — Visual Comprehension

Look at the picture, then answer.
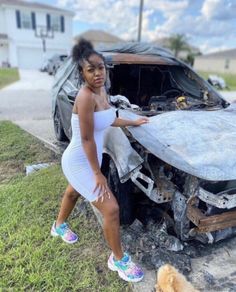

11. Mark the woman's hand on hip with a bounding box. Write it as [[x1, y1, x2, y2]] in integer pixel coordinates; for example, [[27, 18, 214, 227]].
[[93, 172, 111, 202]]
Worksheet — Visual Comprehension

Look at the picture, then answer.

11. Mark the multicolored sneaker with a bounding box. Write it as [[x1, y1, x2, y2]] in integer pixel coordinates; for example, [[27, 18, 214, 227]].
[[50, 221, 78, 244], [108, 252, 144, 282]]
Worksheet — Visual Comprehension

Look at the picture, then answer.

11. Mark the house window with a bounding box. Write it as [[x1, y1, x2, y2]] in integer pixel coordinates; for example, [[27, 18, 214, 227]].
[[21, 12, 32, 29], [51, 15, 60, 32]]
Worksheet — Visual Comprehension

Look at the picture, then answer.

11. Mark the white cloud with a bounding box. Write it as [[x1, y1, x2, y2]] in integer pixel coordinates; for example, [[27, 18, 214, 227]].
[[201, 0, 236, 20], [145, 0, 189, 17], [56, 0, 235, 52], [199, 41, 232, 54]]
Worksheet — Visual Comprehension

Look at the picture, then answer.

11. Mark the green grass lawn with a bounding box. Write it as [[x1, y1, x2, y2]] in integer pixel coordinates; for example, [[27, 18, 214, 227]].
[[0, 121, 131, 291], [0, 68, 20, 89], [197, 70, 236, 91]]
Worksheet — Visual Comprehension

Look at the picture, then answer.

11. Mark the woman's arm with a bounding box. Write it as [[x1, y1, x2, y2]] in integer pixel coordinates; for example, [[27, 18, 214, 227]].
[[111, 117, 149, 127]]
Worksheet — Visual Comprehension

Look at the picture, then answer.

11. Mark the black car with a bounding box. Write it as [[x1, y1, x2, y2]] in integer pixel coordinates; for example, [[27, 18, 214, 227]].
[[52, 43, 236, 244]]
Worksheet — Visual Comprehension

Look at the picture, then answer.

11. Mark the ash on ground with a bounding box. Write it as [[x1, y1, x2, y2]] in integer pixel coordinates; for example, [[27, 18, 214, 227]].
[[73, 200, 236, 291], [121, 218, 236, 278], [121, 219, 193, 274]]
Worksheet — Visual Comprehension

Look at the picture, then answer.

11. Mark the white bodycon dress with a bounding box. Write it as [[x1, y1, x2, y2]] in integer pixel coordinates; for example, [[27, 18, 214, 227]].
[[61, 107, 116, 202]]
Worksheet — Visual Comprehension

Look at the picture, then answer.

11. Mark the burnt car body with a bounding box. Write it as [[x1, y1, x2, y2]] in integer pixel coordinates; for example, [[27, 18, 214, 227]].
[[52, 43, 236, 244]]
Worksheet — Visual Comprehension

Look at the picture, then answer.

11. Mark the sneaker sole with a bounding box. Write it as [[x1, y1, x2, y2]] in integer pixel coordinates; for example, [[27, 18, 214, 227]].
[[108, 260, 144, 283], [51, 229, 59, 237], [51, 229, 78, 244]]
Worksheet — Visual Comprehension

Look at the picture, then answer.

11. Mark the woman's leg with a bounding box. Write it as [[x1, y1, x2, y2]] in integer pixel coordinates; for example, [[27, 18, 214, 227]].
[[92, 192, 123, 260], [56, 184, 80, 226]]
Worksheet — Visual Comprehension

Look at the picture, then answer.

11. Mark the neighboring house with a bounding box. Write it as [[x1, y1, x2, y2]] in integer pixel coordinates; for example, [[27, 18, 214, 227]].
[[74, 30, 123, 49], [194, 49, 236, 74], [0, 0, 74, 69]]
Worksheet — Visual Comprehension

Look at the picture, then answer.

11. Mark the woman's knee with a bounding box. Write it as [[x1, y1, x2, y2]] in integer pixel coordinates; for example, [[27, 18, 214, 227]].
[[64, 186, 79, 201], [104, 203, 120, 220]]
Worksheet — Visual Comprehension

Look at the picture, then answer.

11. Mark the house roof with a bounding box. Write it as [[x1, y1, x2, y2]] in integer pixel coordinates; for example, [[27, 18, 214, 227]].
[[197, 48, 236, 59], [74, 30, 123, 44], [0, 0, 74, 15]]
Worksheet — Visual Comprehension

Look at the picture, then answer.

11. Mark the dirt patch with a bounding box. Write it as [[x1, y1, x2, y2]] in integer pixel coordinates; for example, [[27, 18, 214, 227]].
[[0, 161, 24, 183]]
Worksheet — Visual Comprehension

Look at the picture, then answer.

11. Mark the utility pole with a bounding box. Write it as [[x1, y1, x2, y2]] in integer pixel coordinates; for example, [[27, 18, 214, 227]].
[[137, 0, 144, 42]]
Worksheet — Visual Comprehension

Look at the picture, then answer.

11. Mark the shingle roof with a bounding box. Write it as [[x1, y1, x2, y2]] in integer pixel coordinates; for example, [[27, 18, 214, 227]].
[[198, 48, 236, 59], [0, 0, 74, 15], [75, 30, 123, 43]]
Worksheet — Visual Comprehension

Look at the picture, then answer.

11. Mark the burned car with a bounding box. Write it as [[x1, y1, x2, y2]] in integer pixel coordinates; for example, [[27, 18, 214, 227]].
[[52, 43, 236, 244]]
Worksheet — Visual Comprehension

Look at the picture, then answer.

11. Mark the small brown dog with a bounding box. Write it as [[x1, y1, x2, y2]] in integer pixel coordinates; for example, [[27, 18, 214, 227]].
[[156, 264, 200, 292]]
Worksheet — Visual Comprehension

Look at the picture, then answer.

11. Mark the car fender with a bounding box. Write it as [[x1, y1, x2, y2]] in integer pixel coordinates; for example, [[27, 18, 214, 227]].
[[103, 127, 143, 182]]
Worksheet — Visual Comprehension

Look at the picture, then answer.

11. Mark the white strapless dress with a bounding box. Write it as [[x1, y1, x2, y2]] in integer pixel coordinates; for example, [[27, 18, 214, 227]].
[[61, 107, 116, 202]]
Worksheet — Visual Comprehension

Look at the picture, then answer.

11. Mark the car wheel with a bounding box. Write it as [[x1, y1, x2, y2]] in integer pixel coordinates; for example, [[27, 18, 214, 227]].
[[53, 106, 68, 141], [106, 158, 136, 225]]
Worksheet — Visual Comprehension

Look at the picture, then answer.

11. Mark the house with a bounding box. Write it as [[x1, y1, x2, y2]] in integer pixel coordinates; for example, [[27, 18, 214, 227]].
[[0, 0, 74, 69], [194, 49, 236, 74], [74, 30, 123, 49]]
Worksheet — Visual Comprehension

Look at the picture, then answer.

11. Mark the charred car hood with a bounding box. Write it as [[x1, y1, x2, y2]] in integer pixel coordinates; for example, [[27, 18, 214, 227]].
[[119, 104, 236, 181]]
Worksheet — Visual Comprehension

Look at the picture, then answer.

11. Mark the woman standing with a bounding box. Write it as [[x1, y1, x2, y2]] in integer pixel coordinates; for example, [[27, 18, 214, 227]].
[[51, 39, 148, 282]]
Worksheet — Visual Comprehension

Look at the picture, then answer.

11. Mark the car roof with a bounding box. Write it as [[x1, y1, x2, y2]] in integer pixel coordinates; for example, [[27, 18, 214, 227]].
[[104, 52, 179, 65], [99, 42, 180, 65]]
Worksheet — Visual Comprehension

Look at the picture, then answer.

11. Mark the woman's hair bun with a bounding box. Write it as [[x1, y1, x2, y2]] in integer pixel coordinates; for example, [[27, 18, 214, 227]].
[[72, 38, 94, 62]]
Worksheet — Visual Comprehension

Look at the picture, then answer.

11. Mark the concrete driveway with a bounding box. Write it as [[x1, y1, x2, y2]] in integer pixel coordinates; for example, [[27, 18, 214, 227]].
[[0, 69, 58, 150]]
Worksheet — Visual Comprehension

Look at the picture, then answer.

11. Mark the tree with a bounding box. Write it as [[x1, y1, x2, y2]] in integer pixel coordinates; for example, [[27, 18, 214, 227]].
[[169, 34, 189, 58]]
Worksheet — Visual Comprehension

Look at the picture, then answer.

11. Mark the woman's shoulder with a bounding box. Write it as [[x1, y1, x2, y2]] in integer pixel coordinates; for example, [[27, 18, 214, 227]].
[[76, 87, 94, 102]]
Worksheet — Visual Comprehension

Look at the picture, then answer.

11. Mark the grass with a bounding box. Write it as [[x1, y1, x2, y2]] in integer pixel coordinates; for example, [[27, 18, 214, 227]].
[[197, 70, 236, 91], [0, 68, 20, 89], [0, 121, 131, 291]]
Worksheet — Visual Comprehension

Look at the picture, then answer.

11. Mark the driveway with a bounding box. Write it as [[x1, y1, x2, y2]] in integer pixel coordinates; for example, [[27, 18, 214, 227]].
[[0, 69, 59, 150]]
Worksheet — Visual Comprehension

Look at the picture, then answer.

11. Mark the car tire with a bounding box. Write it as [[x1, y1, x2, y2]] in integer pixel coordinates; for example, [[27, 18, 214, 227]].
[[53, 106, 68, 141], [106, 158, 136, 225]]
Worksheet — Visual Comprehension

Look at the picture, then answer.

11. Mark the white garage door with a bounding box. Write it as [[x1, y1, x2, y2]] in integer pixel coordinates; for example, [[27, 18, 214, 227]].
[[17, 48, 67, 69], [17, 47, 44, 69]]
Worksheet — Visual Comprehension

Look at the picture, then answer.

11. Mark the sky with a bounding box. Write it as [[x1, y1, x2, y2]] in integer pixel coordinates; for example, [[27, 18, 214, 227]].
[[32, 0, 236, 54]]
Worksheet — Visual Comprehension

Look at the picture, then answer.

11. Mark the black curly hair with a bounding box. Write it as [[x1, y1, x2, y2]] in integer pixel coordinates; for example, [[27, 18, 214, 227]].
[[72, 38, 106, 74]]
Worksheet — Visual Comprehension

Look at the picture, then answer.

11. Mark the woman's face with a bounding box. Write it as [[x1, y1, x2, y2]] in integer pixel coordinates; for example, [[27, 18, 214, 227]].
[[82, 54, 106, 89]]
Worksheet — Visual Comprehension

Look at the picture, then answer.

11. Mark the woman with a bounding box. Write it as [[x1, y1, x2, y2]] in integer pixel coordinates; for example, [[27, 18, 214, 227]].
[[51, 39, 148, 282]]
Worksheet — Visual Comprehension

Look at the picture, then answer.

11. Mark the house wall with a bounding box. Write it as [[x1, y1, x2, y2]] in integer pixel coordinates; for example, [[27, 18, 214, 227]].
[[0, 45, 8, 66], [194, 58, 236, 74], [1, 4, 73, 68], [0, 8, 7, 33]]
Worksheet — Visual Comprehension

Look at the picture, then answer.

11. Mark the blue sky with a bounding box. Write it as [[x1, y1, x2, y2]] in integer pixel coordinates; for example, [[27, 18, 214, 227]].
[[34, 0, 236, 54]]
